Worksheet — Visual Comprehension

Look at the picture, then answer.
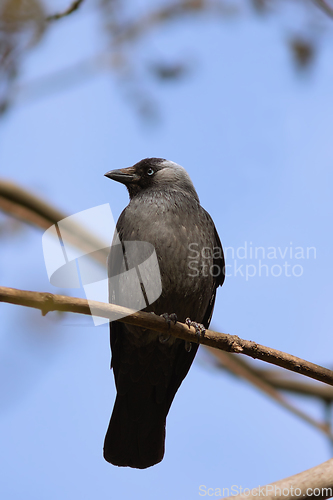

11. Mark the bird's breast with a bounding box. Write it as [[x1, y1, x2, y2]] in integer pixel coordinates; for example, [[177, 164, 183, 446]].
[[116, 195, 217, 323]]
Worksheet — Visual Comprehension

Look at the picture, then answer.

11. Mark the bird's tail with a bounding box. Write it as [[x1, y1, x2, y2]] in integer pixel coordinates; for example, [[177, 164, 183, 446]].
[[103, 391, 167, 469]]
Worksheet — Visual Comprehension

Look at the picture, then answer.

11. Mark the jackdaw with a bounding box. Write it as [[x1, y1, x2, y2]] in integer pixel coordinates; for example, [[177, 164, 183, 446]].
[[104, 158, 225, 469]]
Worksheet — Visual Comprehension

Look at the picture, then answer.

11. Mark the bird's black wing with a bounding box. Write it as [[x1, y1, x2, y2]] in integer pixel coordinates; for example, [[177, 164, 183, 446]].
[[164, 213, 225, 413], [105, 226, 169, 468], [201, 211, 225, 329]]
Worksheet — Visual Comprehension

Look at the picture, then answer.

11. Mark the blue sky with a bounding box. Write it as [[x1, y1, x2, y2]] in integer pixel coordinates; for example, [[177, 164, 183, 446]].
[[1, 2, 333, 499]]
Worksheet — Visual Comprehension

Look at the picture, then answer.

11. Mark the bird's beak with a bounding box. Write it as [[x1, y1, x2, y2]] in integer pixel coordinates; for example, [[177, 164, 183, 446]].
[[104, 166, 139, 185]]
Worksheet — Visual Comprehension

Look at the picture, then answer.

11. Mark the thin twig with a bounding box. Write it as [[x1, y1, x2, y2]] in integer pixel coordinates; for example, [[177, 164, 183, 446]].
[[46, 0, 85, 22], [1, 286, 333, 388]]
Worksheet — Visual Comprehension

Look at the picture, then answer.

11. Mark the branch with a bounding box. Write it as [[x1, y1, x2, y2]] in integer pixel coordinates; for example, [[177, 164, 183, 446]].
[[207, 348, 333, 439], [0, 180, 108, 265], [0, 180, 67, 228], [110, 0, 231, 45], [222, 457, 333, 500], [46, 0, 85, 22], [312, 0, 333, 20], [1, 286, 333, 388], [260, 370, 333, 400], [211, 350, 333, 400]]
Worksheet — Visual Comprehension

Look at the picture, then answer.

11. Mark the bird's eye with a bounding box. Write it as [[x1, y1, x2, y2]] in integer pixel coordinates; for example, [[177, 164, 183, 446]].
[[147, 167, 155, 176]]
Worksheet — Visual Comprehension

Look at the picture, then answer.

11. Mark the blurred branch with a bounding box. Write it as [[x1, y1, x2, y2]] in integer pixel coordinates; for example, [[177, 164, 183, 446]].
[[1, 286, 333, 388], [13, 0, 232, 109], [0, 0, 46, 114], [46, 0, 85, 22], [211, 350, 333, 401], [222, 457, 333, 500], [260, 370, 333, 400], [208, 348, 333, 439], [1, 0, 329, 116], [0, 180, 108, 265], [0, 180, 68, 228], [106, 0, 234, 44], [312, 0, 333, 19]]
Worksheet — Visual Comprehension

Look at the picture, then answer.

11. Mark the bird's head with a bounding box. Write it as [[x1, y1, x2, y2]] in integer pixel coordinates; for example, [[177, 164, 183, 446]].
[[105, 158, 199, 201]]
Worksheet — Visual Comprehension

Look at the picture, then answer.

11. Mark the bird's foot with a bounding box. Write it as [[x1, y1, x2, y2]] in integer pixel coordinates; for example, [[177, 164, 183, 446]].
[[160, 312, 178, 327], [159, 313, 177, 343], [185, 318, 206, 344]]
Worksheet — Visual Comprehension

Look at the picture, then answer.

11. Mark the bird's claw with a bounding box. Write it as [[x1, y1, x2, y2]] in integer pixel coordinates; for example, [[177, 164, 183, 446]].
[[185, 318, 206, 344], [184, 341, 192, 352], [160, 313, 177, 328], [159, 313, 177, 343]]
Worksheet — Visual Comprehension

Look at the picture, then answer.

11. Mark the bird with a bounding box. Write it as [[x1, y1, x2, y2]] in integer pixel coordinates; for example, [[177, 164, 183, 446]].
[[103, 158, 225, 469]]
